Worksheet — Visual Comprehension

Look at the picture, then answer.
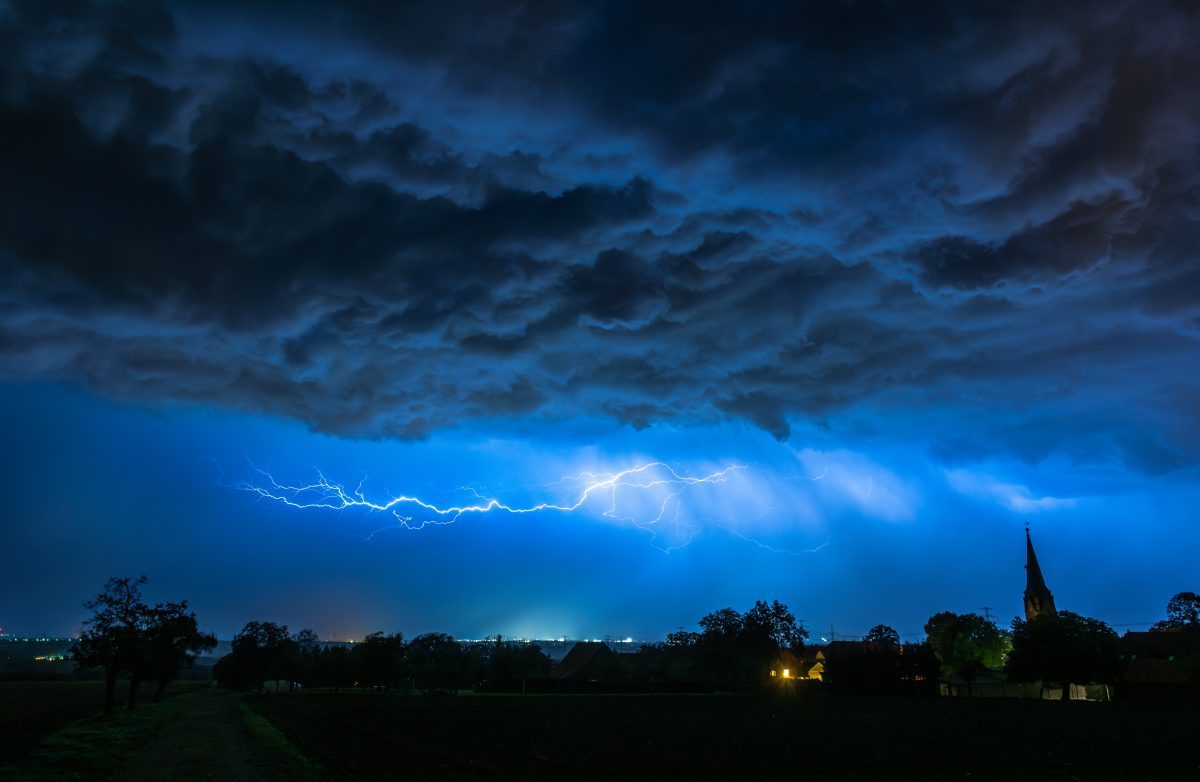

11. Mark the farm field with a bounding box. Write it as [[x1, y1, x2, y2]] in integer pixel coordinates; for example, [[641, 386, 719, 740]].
[[0, 681, 312, 781], [247, 693, 1200, 780], [0, 681, 132, 765], [4, 683, 1199, 780]]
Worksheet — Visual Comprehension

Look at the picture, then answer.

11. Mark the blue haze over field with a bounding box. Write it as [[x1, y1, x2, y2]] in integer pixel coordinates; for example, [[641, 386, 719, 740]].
[[0, 1, 1198, 640]]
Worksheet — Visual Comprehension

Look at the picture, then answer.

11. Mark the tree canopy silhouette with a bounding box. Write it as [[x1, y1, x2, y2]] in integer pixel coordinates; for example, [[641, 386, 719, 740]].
[[71, 577, 214, 714], [693, 600, 808, 690], [214, 620, 303, 691], [864, 624, 901, 650], [1152, 592, 1200, 632], [141, 601, 216, 704], [923, 611, 1010, 696], [1005, 611, 1122, 700]]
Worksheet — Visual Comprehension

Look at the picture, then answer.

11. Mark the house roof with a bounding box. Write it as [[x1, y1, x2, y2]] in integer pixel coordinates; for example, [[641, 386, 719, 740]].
[[1121, 629, 1195, 657], [549, 641, 616, 680]]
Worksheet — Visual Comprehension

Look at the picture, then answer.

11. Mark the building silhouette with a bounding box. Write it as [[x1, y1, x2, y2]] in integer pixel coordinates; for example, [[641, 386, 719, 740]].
[[1023, 527, 1057, 621]]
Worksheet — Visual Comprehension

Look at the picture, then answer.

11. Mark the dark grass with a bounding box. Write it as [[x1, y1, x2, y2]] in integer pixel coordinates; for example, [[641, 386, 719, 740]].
[[0, 681, 132, 764], [0, 680, 210, 776], [2, 698, 186, 781], [248, 692, 1200, 781]]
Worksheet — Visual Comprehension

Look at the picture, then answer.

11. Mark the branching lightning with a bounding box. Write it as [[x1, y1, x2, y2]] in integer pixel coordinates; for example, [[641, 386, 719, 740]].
[[232, 460, 831, 555], [237, 462, 734, 533]]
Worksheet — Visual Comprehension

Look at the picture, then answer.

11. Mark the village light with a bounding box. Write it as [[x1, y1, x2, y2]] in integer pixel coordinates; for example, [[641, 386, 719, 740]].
[[782, 668, 790, 678]]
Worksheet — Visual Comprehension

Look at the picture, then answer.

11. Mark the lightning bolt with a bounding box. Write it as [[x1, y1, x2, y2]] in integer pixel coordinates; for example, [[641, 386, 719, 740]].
[[231, 460, 832, 555], [234, 461, 743, 535]]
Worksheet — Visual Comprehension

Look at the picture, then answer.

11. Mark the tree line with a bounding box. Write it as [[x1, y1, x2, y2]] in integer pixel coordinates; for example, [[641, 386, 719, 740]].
[[212, 624, 552, 693], [70, 577, 1200, 707], [831, 593, 1200, 699], [208, 599, 810, 694], [210, 594, 1199, 697]]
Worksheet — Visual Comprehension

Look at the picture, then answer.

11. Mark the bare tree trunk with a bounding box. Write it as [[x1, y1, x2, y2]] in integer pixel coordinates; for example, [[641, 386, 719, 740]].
[[154, 678, 171, 703], [1060, 681, 1071, 701]]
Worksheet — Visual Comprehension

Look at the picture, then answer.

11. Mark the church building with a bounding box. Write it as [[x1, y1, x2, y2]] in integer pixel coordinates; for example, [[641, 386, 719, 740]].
[[1023, 527, 1057, 621]]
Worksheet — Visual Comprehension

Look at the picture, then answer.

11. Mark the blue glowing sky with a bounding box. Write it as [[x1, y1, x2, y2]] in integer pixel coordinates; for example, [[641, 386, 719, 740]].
[[1, 1, 1198, 639]]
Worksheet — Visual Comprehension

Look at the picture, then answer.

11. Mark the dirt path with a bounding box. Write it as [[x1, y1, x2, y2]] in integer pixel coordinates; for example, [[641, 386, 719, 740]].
[[115, 688, 320, 781]]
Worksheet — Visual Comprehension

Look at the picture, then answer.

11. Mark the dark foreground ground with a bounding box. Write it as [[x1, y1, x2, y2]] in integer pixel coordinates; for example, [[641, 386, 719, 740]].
[[248, 692, 1200, 781], [4, 683, 1199, 780], [0, 681, 133, 765], [0, 682, 316, 781]]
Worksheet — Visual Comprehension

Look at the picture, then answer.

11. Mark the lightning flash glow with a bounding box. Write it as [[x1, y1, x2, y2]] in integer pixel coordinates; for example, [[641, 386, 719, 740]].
[[235, 461, 764, 549]]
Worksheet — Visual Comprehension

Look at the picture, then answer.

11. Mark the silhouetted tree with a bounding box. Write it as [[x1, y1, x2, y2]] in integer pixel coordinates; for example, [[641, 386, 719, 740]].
[[407, 633, 464, 692], [483, 636, 551, 686], [666, 630, 700, 647], [696, 600, 808, 691], [314, 644, 356, 690], [824, 627, 904, 694], [865, 625, 901, 650], [292, 629, 322, 686], [924, 612, 1010, 696], [698, 608, 743, 638], [140, 601, 216, 703], [1152, 592, 1200, 631], [70, 577, 213, 712], [640, 631, 705, 685], [71, 576, 150, 715], [215, 621, 299, 691], [356, 631, 409, 690], [697, 607, 745, 690], [745, 600, 808, 649], [1149, 592, 1200, 686], [1006, 611, 1122, 700]]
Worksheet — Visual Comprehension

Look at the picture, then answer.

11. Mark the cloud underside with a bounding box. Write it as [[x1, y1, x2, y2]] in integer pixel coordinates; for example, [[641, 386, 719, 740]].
[[0, 0, 1197, 472]]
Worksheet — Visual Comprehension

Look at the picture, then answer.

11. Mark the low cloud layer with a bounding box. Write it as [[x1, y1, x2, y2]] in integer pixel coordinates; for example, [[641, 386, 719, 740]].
[[1, 0, 1197, 472]]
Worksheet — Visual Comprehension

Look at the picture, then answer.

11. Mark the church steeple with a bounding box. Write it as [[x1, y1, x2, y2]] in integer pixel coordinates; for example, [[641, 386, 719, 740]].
[[1024, 526, 1056, 621]]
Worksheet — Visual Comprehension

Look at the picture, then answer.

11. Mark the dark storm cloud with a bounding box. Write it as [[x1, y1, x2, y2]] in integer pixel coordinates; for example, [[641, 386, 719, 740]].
[[0, 0, 1198, 471]]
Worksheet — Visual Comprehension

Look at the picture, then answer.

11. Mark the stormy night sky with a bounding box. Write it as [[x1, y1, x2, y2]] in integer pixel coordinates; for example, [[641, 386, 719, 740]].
[[1, 1, 1198, 641]]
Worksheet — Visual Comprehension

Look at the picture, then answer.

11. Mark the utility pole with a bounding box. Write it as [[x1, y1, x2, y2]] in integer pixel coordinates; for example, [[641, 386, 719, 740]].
[[980, 606, 995, 622]]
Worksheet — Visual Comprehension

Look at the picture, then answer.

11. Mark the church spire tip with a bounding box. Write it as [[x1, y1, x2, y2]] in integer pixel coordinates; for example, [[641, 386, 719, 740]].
[[1023, 526, 1056, 620]]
